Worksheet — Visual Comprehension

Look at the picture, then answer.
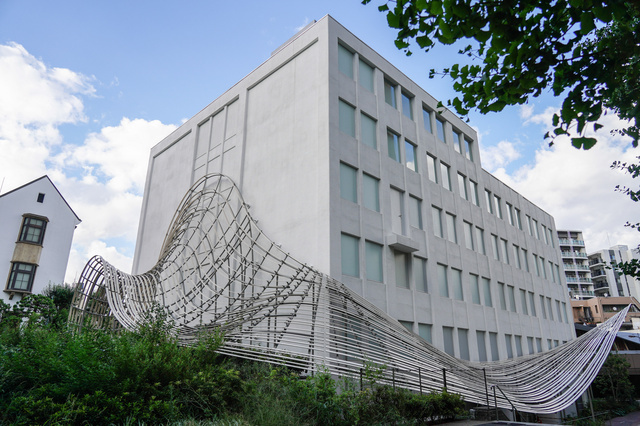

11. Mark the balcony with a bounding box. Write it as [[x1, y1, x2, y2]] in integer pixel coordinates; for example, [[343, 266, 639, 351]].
[[558, 238, 585, 246], [591, 269, 606, 277], [563, 264, 590, 271], [566, 276, 592, 283], [561, 251, 587, 258], [570, 290, 595, 299]]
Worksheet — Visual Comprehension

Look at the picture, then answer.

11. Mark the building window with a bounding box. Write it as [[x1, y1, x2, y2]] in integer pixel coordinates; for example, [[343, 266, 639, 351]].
[[482, 278, 492, 307], [470, 180, 480, 206], [387, 131, 400, 162], [446, 213, 457, 243], [477, 331, 488, 362], [360, 113, 377, 148], [465, 139, 474, 161], [432, 206, 443, 238], [340, 162, 357, 203], [19, 216, 47, 245], [536, 338, 543, 353], [440, 162, 452, 190], [547, 297, 554, 320], [532, 218, 540, 239], [414, 257, 428, 292], [491, 234, 500, 261], [6, 262, 37, 292], [452, 268, 463, 300], [489, 332, 499, 361], [362, 173, 380, 212], [527, 337, 535, 355], [549, 228, 555, 247], [515, 208, 522, 230], [395, 252, 410, 289], [520, 289, 528, 315], [338, 100, 356, 137], [458, 328, 470, 360], [522, 249, 529, 272], [542, 224, 549, 244], [437, 263, 449, 297], [507, 285, 517, 312], [513, 244, 521, 269], [533, 254, 540, 276], [476, 227, 486, 255], [463, 221, 474, 251], [529, 292, 537, 316], [562, 302, 568, 323], [341, 233, 359, 277], [494, 195, 503, 219], [453, 131, 463, 153], [485, 190, 493, 214], [418, 323, 432, 343], [443, 326, 455, 356], [405, 140, 417, 171], [540, 295, 547, 319], [506, 203, 514, 226], [470, 274, 480, 304], [409, 195, 422, 229], [365, 241, 383, 282], [435, 116, 445, 142], [549, 260, 555, 283], [358, 59, 374, 92], [457, 173, 468, 200], [338, 44, 354, 78], [37, 193, 45, 203], [500, 238, 509, 264], [423, 108, 433, 133], [427, 154, 438, 183], [505, 334, 514, 358], [515, 335, 523, 357], [384, 79, 396, 108], [399, 320, 413, 332], [401, 91, 413, 119], [540, 256, 548, 279]]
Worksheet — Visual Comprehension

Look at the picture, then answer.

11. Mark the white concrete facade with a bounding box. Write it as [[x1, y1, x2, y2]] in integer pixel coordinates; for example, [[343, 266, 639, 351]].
[[589, 245, 640, 299], [0, 176, 81, 305], [133, 16, 574, 361]]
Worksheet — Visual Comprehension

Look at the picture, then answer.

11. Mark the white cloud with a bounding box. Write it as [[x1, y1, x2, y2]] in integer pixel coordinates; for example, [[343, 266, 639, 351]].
[[295, 17, 311, 32], [494, 108, 640, 252], [480, 140, 522, 170], [0, 43, 176, 282]]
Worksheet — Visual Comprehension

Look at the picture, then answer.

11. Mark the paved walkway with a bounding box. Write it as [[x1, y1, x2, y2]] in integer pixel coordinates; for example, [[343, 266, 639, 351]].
[[440, 410, 640, 425], [606, 409, 640, 425]]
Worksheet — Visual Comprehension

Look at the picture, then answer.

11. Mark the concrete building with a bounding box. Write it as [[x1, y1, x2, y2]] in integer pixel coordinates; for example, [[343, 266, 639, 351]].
[[133, 16, 574, 361], [557, 230, 594, 300], [589, 245, 640, 299], [571, 296, 640, 326], [0, 176, 81, 304]]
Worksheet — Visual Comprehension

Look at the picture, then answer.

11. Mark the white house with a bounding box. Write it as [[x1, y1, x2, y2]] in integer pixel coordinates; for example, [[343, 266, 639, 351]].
[[0, 176, 81, 304]]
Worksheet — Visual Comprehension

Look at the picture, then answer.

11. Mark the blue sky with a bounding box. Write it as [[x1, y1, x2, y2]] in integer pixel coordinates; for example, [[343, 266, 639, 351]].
[[1, 0, 637, 282]]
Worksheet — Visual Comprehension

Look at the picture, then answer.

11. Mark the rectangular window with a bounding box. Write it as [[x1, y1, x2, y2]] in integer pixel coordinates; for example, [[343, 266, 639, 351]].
[[513, 245, 521, 269], [489, 332, 499, 361], [340, 163, 357, 203], [401, 92, 413, 119], [515, 208, 522, 230], [533, 254, 540, 276], [463, 221, 474, 250], [365, 241, 383, 282], [432, 206, 443, 238], [358, 59, 374, 92], [491, 234, 500, 261], [458, 328, 470, 360], [440, 163, 452, 190], [470, 274, 480, 304], [437, 263, 449, 298], [477, 331, 488, 362], [362, 173, 380, 212], [384, 79, 396, 108], [533, 218, 540, 239], [549, 228, 555, 247], [556, 265, 561, 284], [418, 323, 432, 343], [405, 140, 417, 171], [453, 131, 463, 153], [465, 139, 473, 161], [427, 154, 438, 183], [341, 233, 359, 277], [476, 227, 486, 255], [520, 289, 528, 315], [338, 100, 355, 137], [540, 295, 547, 319], [556, 300, 563, 323], [399, 321, 413, 332], [508, 285, 517, 312], [485, 190, 493, 214], [446, 213, 457, 243], [409, 195, 422, 229], [470, 180, 479, 206], [390, 187, 404, 235], [536, 338, 543, 353], [547, 297, 554, 320], [338, 44, 354, 78], [423, 108, 433, 133], [452, 268, 463, 300], [527, 337, 535, 355], [542, 224, 549, 244], [360, 113, 377, 148], [529, 292, 537, 316], [7, 262, 36, 291], [505, 334, 514, 358], [562, 302, 568, 323], [522, 249, 529, 272], [515, 335, 523, 357], [482, 278, 492, 307], [387, 131, 400, 162], [436, 117, 445, 142], [395, 252, 410, 289], [549, 260, 555, 283], [19, 216, 47, 245], [498, 282, 507, 310], [457, 173, 468, 200], [500, 238, 509, 264], [506, 203, 514, 226], [443, 326, 455, 356], [526, 215, 533, 236], [540, 256, 547, 279], [414, 257, 428, 292], [494, 195, 503, 219]]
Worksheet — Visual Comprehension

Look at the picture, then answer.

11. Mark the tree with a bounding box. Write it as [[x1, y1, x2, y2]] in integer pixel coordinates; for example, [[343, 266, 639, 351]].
[[594, 353, 635, 405], [362, 0, 639, 149]]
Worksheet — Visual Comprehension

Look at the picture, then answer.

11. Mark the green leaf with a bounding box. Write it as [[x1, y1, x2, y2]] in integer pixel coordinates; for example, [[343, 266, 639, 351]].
[[571, 136, 598, 150], [579, 12, 595, 34], [429, 0, 443, 15], [594, 123, 604, 131], [592, 6, 612, 23], [387, 12, 400, 28]]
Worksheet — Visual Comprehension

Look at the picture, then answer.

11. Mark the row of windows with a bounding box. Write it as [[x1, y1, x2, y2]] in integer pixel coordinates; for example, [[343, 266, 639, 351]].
[[6, 262, 37, 292], [5, 215, 47, 294], [400, 322, 562, 361]]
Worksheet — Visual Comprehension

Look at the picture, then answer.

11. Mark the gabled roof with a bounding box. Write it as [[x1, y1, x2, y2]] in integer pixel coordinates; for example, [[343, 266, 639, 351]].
[[0, 175, 81, 223]]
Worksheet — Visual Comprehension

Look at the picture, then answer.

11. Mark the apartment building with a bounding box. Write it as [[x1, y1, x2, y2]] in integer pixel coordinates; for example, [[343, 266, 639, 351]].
[[589, 245, 640, 299], [557, 230, 594, 300]]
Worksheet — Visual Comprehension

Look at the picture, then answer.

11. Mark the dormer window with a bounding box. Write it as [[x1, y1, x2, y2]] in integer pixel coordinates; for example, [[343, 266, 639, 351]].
[[19, 215, 48, 245]]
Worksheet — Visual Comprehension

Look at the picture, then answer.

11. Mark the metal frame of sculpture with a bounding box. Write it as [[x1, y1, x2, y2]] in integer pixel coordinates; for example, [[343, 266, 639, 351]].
[[69, 173, 626, 414]]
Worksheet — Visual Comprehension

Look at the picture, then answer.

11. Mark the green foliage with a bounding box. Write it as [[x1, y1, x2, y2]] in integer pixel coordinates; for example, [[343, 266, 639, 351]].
[[594, 354, 636, 406], [363, 0, 640, 149]]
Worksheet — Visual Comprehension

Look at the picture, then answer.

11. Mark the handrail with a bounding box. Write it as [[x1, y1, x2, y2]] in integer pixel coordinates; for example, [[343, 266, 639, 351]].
[[492, 384, 518, 421]]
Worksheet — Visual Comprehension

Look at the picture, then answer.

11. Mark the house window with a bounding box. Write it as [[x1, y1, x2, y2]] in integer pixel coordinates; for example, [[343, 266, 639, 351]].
[[338, 100, 355, 137], [37, 193, 45, 203], [340, 163, 357, 203], [365, 241, 383, 282], [338, 44, 354, 78], [405, 140, 417, 171], [409, 195, 422, 229], [423, 108, 433, 133], [401, 92, 413, 119], [6, 262, 36, 292], [358, 59, 374, 92], [440, 163, 452, 190], [427, 154, 438, 183], [19, 216, 47, 245], [387, 131, 400, 162], [384, 79, 396, 108], [435, 117, 445, 142], [360, 113, 377, 148], [341, 233, 359, 277], [362, 173, 380, 212]]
